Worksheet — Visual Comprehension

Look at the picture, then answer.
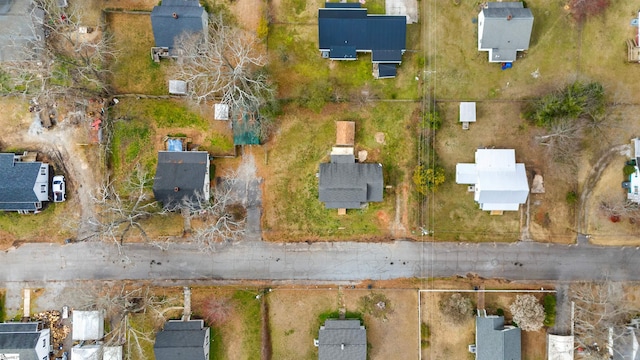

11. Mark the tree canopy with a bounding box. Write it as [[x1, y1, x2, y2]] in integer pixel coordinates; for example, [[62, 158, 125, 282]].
[[413, 165, 446, 195], [525, 81, 605, 128]]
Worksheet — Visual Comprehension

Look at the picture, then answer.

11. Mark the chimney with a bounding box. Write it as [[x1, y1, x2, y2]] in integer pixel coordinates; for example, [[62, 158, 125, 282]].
[[174, 187, 180, 192], [172, 12, 179, 19], [341, 344, 345, 350], [507, 14, 512, 21]]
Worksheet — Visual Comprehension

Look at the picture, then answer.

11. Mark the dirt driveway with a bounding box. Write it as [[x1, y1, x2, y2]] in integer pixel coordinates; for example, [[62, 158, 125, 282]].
[[0, 98, 103, 240]]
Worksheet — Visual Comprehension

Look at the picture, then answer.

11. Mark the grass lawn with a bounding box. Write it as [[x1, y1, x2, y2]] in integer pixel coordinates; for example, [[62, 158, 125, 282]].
[[0, 203, 74, 245], [262, 102, 419, 240], [109, 98, 227, 180], [191, 288, 263, 360], [107, 12, 168, 95]]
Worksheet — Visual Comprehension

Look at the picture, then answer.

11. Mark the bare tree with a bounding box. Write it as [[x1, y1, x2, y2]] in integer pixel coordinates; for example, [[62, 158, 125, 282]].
[[70, 283, 180, 360], [509, 294, 545, 332], [176, 172, 246, 252], [438, 293, 474, 325], [600, 199, 640, 219], [1, 0, 116, 104], [536, 118, 583, 167], [90, 167, 165, 247], [173, 13, 274, 117], [571, 281, 640, 359]]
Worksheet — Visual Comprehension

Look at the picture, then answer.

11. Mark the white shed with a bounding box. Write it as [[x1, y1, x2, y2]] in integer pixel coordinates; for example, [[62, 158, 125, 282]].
[[547, 334, 573, 360], [168, 80, 188, 95], [460, 102, 476, 129], [72, 310, 105, 341], [214, 103, 229, 120]]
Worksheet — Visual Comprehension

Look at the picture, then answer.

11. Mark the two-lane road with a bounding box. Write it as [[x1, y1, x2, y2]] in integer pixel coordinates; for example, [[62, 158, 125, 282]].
[[0, 240, 636, 283]]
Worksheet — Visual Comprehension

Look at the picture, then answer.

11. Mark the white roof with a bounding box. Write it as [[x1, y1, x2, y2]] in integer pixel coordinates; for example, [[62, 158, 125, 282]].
[[457, 149, 529, 211], [547, 334, 574, 360], [104, 346, 123, 360], [168, 80, 187, 95], [456, 163, 477, 184], [331, 147, 354, 156], [214, 103, 229, 120], [635, 138, 640, 159], [71, 344, 101, 360], [460, 102, 476, 122], [72, 310, 104, 341]]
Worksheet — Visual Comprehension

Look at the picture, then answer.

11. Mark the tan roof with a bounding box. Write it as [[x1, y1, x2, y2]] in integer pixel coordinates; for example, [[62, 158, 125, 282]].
[[336, 121, 355, 146]]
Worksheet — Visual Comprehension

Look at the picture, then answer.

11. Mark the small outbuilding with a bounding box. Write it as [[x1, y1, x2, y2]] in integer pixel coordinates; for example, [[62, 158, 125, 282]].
[[547, 334, 573, 360], [72, 310, 105, 341], [169, 80, 188, 95], [459, 102, 476, 130]]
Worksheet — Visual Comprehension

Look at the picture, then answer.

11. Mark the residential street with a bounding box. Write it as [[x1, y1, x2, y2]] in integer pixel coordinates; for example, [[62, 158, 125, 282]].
[[0, 240, 637, 284]]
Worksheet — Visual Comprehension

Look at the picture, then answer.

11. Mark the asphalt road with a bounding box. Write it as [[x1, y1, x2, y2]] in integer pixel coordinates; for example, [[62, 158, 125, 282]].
[[1, 240, 638, 284]]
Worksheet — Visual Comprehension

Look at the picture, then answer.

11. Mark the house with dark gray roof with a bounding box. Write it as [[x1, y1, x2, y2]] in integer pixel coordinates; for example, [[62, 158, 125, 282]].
[[0, 0, 44, 62], [0, 322, 50, 360], [318, 3, 406, 78], [477, 2, 533, 63], [471, 312, 521, 360], [154, 319, 210, 360], [0, 152, 50, 213], [315, 319, 366, 360], [150, 0, 208, 59], [153, 151, 210, 209]]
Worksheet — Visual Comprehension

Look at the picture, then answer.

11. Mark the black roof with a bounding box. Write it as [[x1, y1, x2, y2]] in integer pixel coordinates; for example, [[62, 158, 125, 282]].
[[150, 0, 207, 50], [152, 151, 209, 209], [0, 153, 45, 211], [154, 320, 209, 360], [377, 63, 397, 78], [318, 160, 383, 209], [318, 5, 406, 61]]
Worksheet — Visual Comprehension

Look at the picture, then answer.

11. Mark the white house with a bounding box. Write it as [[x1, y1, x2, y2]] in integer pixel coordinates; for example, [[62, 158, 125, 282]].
[[456, 149, 529, 211], [478, 2, 534, 63], [627, 138, 640, 203], [0, 322, 50, 360]]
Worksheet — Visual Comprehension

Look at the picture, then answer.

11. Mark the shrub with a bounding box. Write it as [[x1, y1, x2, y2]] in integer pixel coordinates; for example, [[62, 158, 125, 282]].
[[566, 191, 578, 205], [496, 308, 504, 317], [543, 294, 556, 327], [624, 164, 636, 177], [438, 293, 474, 325], [413, 165, 446, 194], [525, 81, 605, 127], [509, 294, 545, 332], [421, 110, 442, 130], [359, 293, 393, 320]]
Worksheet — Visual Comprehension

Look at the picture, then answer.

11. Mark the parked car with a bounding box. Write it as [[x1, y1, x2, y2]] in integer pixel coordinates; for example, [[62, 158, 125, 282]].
[[52, 175, 65, 202], [62, 305, 69, 319], [622, 181, 632, 189]]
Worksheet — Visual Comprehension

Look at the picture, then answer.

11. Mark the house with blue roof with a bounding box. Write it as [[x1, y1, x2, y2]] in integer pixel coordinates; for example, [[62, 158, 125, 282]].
[[150, 0, 208, 60], [318, 3, 406, 78], [0, 152, 50, 213]]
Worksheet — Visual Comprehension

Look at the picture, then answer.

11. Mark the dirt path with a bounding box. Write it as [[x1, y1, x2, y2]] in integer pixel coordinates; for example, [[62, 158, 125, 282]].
[[578, 144, 631, 234]]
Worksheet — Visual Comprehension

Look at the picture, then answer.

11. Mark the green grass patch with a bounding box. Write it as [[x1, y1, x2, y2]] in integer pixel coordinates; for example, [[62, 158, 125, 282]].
[[543, 294, 556, 327], [204, 133, 235, 155], [110, 116, 155, 178], [127, 314, 157, 360], [264, 102, 418, 240], [231, 290, 262, 359], [317, 310, 363, 327], [0, 203, 73, 242], [0, 291, 5, 322], [107, 12, 168, 94], [209, 327, 224, 360]]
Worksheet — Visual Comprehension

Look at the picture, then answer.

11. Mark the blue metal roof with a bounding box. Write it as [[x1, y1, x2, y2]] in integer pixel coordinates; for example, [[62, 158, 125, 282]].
[[150, 0, 207, 50], [318, 6, 406, 55], [377, 64, 397, 78]]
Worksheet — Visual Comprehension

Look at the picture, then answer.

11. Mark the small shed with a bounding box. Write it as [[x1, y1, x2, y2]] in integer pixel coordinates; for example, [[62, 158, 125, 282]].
[[460, 102, 476, 130], [72, 311, 104, 341], [168, 80, 187, 95], [336, 121, 355, 146], [214, 103, 229, 120]]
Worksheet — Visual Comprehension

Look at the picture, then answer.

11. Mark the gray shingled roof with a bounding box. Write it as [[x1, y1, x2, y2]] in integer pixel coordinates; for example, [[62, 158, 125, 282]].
[[154, 320, 209, 360], [479, 2, 533, 62], [318, 160, 383, 209], [318, 319, 366, 360], [0, 322, 44, 360], [0, 153, 44, 211], [150, 0, 207, 50], [476, 316, 521, 360], [152, 151, 209, 209]]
